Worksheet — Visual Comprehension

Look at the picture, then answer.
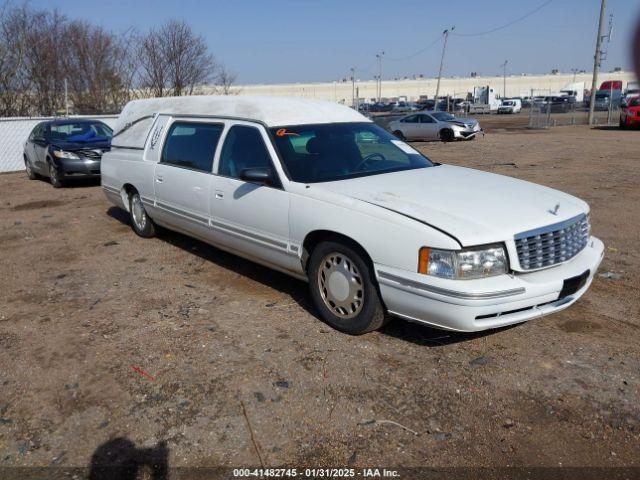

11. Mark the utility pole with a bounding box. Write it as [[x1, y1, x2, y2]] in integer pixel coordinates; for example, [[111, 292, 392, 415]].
[[588, 0, 607, 125], [434, 27, 454, 111], [376, 52, 385, 102], [350, 67, 356, 108], [64, 79, 68, 117], [500, 60, 508, 99]]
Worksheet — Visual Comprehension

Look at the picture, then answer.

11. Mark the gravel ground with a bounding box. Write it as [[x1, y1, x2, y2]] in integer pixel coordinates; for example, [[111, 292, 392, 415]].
[[0, 124, 639, 473]]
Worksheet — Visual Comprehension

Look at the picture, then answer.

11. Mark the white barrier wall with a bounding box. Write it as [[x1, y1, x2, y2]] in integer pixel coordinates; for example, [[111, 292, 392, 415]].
[[0, 115, 118, 173]]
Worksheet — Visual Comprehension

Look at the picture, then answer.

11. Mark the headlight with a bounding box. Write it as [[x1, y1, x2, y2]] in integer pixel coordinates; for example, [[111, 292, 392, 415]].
[[418, 245, 508, 280], [53, 150, 80, 159]]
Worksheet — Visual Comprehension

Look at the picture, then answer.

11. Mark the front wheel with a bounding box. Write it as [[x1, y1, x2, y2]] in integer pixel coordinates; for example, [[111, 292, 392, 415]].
[[129, 191, 156, 238], [49, 162, 63, 188], [439, 129, 454, 142], [392, 130, 406, 141], [25, 157, 37, 180], [308, 241, 388, 335]]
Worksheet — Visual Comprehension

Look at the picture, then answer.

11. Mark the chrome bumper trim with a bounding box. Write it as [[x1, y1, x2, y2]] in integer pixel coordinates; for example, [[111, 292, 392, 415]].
[[377, 271, 526, 300]]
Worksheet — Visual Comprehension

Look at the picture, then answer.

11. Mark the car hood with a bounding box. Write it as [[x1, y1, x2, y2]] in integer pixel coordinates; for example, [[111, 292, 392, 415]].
[[316, 165, 588, 246], [51, 140, 111, 151]]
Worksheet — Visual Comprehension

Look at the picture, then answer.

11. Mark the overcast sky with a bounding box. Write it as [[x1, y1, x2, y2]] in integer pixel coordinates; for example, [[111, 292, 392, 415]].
[[30, 0, 640, 84]]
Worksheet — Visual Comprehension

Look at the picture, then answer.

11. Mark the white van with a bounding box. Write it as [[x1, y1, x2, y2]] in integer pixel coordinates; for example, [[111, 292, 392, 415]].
[[497, 99, 522, 114]]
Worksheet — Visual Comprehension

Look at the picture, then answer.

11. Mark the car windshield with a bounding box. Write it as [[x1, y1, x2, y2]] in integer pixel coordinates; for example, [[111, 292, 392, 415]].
[[431, 112, 455, 121], [629, 98, 640, 107], [50, 122, 113, 142], [270, 122, 434, 183]]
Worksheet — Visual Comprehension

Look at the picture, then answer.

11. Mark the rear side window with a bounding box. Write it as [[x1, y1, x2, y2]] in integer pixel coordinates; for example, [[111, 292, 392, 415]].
[[161, 122, 223, 172], [218, 125, 274, 178]]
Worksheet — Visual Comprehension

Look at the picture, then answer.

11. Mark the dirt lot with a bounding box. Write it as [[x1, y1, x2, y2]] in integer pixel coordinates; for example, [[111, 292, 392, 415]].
[[0, 125, 639, 474]]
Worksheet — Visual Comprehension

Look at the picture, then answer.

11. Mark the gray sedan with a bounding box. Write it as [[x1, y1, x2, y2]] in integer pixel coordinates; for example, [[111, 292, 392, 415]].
[[388, 111, 482, 142]]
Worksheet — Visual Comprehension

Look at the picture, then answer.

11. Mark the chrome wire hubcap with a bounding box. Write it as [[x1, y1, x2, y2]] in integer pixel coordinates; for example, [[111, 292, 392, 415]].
[[131, 195, 146, 230], [317, 252, 364, 319]]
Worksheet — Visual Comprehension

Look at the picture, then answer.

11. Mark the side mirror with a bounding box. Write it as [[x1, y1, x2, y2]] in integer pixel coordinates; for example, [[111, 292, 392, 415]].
[[240, 167, 273, 185]]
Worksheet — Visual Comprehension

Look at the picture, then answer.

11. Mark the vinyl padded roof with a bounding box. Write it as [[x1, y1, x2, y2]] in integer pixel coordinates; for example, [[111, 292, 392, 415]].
[[112, 95, 370, 149]]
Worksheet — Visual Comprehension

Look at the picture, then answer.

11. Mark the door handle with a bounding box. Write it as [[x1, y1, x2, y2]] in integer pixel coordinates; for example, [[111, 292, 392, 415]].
[[155, 176, 164, 183], [214, 190, 224, 199]]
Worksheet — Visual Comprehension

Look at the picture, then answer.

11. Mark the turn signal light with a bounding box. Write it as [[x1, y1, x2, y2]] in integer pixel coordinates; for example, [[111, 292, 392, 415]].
[[418, 247, 430, 274]]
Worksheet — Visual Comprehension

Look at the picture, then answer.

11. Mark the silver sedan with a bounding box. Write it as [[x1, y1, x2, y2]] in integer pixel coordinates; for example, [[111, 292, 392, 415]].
[[388, 111, 482, 142]]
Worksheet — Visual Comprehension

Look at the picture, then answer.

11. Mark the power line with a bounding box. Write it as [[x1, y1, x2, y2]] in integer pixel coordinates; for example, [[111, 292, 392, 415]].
[[386, 35, 442, 62], [452, 0, 554, 37]]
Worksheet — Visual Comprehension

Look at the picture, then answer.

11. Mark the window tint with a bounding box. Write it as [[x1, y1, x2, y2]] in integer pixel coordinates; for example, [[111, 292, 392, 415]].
[[401, 115, 419, 123], [270, 122, 434, 183], [418, 114, 435, 123], [218, 125, 274, 179], [161, 122, 223, 172]]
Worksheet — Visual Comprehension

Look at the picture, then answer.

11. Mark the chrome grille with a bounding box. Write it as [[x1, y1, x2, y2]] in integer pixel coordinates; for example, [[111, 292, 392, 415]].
[[515, 214, 590, 270]]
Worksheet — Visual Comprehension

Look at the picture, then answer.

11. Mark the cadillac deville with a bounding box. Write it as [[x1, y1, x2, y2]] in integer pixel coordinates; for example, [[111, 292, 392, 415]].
[[101, 96, 604, 335]]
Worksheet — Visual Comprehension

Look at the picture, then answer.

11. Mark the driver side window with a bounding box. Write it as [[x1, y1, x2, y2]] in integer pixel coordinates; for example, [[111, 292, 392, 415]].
[[401, 115, 419, 123], [218, 125, 279, 185], [419, 114, 435, 123]]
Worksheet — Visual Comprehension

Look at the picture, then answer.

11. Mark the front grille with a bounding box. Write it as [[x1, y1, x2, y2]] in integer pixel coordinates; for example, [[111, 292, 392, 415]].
[[76, 149, 103, 159], [515, 214, 590, 270]]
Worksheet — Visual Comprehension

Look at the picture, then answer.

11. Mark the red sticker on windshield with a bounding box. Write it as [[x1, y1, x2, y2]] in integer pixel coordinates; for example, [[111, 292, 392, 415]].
[[276, 128, 299, 137]]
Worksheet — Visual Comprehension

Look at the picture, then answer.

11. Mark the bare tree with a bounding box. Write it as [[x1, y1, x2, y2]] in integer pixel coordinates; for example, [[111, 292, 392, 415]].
[[61, 21, 136, 113], [0, 4, 35, 116], [215, 66, 238, 95], [138, 20, 216, 97], [21, 9, 69, 115]]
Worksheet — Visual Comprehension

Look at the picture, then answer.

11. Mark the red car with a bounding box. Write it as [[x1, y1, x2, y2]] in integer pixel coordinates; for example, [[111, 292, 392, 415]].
[[620, 96, 640, 128]]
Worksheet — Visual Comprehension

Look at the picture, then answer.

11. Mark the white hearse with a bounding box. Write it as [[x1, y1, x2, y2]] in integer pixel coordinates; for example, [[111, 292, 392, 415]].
[[102, 96, 604, 335]]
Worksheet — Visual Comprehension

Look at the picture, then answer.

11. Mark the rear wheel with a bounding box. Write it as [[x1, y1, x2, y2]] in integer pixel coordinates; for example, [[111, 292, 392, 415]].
[[308, 240, 388, 335], [48, 162, 63, 188], [620, 117, 626, 129], [393, 130, 406, 141], [129, 191, 156, 238], [439, 128, 454, 142]]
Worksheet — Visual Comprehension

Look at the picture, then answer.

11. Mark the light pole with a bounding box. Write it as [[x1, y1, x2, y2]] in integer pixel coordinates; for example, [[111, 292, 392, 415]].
[[500, 60, 508, 99], [571, 68, 580, 82], [376, 51, 385, 102], [434, 27, 454, 111], [350, 67, 356, 108]]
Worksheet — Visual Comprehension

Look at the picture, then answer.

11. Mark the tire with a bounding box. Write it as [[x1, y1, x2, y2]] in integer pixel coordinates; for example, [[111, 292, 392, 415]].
[[619, 118, 626, 129], [308, 240, 388, 335], [129, 191, 156, 238], [439, 129, 454, 142], [24, 156, 37, 180], [393, 130, 406, 141], [48, 161, 63, 188]]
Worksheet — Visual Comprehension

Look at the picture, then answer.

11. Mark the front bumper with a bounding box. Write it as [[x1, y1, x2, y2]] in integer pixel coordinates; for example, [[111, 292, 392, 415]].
[[376, 236, 604, 332], [453, 126, 482, 140], [52, 157, 101, 178]]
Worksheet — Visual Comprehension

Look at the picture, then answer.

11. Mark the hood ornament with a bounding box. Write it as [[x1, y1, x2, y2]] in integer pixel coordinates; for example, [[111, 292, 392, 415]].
[[548, 204, 560, 215]]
